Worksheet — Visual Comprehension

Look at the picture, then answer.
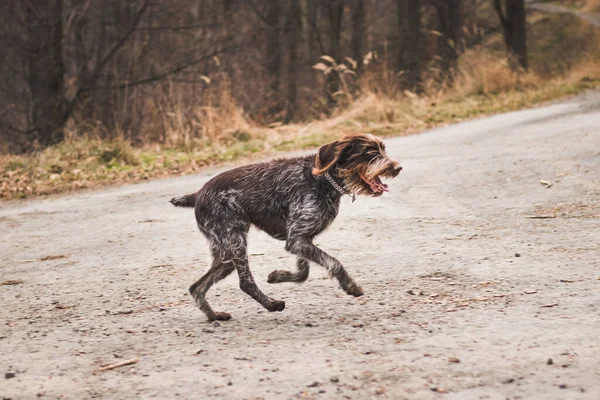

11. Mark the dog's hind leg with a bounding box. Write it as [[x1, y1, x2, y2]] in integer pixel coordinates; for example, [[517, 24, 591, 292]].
[[267, 257, 310, 284], [189, 257, 235, 321]]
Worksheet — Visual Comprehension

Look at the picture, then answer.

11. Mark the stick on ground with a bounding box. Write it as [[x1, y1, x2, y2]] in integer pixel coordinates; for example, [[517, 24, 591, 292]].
[[98, 358, 139, 371]]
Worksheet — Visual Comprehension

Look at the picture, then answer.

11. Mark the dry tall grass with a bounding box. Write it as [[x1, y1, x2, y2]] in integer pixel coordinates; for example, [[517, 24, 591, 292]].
[[584, 0, 600, 11]]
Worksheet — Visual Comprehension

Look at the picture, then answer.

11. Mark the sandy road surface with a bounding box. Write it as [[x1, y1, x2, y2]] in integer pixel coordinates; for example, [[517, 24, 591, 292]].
[[2, 92, 600, 400]]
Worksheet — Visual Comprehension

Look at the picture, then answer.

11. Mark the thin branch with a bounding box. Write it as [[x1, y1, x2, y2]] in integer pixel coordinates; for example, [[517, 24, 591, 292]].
[[247, 0, 270, 25], [63, 0, 150, 123], [493, 0, 508, 30], [135, 22, 223, 32], [0, 118, 35, 135], [88, 0, 150, 90], [80, 42, 245, 92]]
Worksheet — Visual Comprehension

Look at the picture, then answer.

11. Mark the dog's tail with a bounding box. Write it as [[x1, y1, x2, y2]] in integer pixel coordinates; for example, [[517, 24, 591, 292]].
[[170, 193, 197, 208]]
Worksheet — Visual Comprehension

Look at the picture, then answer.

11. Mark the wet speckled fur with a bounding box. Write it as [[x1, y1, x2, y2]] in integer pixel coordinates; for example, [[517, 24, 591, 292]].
[[171, 133, 402, 321]]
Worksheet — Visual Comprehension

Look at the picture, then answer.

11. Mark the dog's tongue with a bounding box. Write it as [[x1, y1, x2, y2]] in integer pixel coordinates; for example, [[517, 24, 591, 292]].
[[372, 176, 389, 193]]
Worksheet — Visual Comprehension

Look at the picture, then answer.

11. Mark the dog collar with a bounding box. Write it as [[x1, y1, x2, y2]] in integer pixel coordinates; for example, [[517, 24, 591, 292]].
[[324, 172, 356, 203]]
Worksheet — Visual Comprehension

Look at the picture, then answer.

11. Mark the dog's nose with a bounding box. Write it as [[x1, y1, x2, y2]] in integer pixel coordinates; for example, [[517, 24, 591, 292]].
[[392, 163, 403, 176]]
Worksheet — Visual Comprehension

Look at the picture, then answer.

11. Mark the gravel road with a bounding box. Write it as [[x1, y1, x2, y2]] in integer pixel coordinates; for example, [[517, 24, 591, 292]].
[[1, 92, 599, 400]]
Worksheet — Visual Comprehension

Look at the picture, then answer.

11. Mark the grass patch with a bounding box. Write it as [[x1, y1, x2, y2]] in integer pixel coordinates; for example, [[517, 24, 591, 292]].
[[1, 77, 598, 200]]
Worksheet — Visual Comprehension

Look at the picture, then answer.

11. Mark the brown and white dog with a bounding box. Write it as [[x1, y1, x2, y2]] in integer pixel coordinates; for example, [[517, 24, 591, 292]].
[[171, 133, 402, 321]]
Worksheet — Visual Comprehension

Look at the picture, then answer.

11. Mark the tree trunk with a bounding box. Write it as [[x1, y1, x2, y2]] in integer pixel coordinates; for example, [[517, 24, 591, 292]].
[[397, 0, 421, 92], [306, 0, 321, 63], [494, 0, 528, 70], [351, 0, 365, 74], [26, 0, 66, 146], [325, 0, 345, 107], [435, 0, 463, 85], [285, 0, 302, 123], [265, 1, 282, 98]]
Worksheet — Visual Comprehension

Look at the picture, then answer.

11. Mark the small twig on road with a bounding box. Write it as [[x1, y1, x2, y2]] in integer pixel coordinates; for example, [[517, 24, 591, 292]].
[[1, 280, 24, 286], [98, 358, 139, 371], [540, 303, 559, 308], [525, 215, 556, 219]]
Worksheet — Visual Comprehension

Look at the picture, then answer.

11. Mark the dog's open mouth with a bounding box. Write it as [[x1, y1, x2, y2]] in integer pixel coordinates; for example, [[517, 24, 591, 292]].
[[361, 174, 389, 194]]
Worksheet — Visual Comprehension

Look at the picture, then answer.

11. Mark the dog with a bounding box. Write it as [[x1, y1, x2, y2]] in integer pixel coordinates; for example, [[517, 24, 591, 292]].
[[170, 133, 402, 321]]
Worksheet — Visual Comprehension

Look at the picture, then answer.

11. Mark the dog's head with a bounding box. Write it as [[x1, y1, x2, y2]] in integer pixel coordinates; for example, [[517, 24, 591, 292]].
[[312, 133, 402, 197]]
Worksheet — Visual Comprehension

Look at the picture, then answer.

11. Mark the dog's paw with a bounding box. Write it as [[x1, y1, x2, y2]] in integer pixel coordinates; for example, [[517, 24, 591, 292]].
[[207, 311, 232, 321], [267, 270, 290, 283], [346, 284, 364, 297], [266, 299, 286, 312]]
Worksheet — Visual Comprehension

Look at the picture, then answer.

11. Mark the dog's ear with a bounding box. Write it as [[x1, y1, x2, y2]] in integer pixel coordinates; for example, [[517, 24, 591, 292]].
[[312, 137, 354, 175]]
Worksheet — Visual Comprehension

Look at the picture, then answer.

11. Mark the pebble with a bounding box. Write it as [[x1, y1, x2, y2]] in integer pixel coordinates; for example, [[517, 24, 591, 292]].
[[559, 384, 568, 389], [5, 372, 16, 379], [307, 381, 320, 388], [330, 376, 339, 383], [448, 357, 460, 363], [547, 358, 554, 365], [515, 253, 521, 258], [212, 321, 221, 327], [227, 381, 233, 386]]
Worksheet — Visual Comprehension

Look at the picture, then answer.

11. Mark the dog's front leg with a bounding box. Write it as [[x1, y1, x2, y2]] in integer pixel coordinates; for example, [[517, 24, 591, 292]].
[[285, 237, 363, 297], [235, 258, 286, 312]]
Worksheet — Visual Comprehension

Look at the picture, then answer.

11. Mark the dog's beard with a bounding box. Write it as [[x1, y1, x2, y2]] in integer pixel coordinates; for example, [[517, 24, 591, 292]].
[[340, 157, 396, 196]]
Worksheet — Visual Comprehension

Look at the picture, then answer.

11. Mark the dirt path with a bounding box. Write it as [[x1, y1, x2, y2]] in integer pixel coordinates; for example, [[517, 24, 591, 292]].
[[2, 92, 600, 399]]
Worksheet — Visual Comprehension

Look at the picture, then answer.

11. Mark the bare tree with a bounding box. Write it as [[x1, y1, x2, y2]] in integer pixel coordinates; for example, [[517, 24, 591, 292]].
[[434, 0, 464, 84], [397, 0, 422, 92], [285, 0, 302, 123], [324, 0, 345, 107], [351, 0, 366, 75], [493, 0, 528, 71], [265, 1, 282, 106], [25, 0, 66, 146]]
